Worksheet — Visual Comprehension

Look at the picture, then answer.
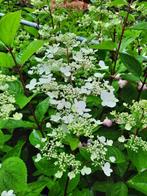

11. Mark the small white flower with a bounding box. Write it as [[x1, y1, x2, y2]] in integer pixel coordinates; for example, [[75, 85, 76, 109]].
[[68, 171, 76, 179], [72, 100, 90, 115], [106, 140, 113, 146], [97, 136, 106, 144], [1, 190, 16, 196], [100, 90, 118, 108], [26, 78, 37, 90], [81, 166, 92, 175], [41, 138, 47, 142], [38, 74, 53, 85], [118, 135, 126, 143], [55, 171, 63, 178], [46, 122, 51, 128], [125, 123, 132, 130], [94, 72, 105, 78], [50, 113, 61, 122], [102, 162, 113, 176], [13, 112, 23, 120], [62, 114, 74, 124], [35, 153, 42, 162], [35, 144, 40, 149], [60, 66, 71, 77], [57, 99, 71, 110], [109, 156, 116, 163], [98, 60, 108, 70]]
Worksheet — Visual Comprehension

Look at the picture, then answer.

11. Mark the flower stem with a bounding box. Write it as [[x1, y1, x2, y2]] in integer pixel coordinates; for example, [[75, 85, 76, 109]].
[[111, 0, 133, 75], [64, 176, 69, 196]]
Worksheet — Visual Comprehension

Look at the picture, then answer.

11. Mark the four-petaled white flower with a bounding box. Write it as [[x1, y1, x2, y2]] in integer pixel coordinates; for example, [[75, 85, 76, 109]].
[[1, 190, 16, 196], [102, 162, 113, 176], [72, 100, 90, 115], [26, 78, 37, 90], [81, 166, 92, 175], [100, 90, 118, 108], [60, 66, 71, 77]]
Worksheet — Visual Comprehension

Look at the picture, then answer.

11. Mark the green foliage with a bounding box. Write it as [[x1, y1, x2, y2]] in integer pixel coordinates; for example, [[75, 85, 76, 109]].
[[0, 157, 28, 193], [0, 11, 21, 47], [18, 40, 44, 64], [0, 0, 146, 195]]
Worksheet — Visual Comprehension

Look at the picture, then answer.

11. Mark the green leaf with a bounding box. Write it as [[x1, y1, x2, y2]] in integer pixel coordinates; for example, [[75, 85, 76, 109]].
[[0, 11, 21, 46], [0, 52, 15, 67], [15, 93, 35, 109], [110, 182, 128, 196], [3, 140, 25, 159], [131, 22, 147, 30], [128, 149, 147, 172], [120, 53, 142, 77], [107, 146, 126, 163], [0, 119, 36, 129], [35, 97, 50, 122], [128, 171, 147, 195], [0, 157, 28, 193], [109, 0, 127, 7], [64, 134, 80, 151], [29, 130, 42, 147], [18, 40, 44, 64], [67, 174, 80, 193], [0, 130, 5, 148], [91, 41, 117, 51], [93, 181, 113, 193]]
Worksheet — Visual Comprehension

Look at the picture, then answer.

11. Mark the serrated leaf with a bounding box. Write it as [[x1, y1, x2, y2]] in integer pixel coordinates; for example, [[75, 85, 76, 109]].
[[18, 40, 44, 64], [128, 171, 147, 195], [0, 52, 15, 67], [120, 53, 142, 77], [0, 11, 21, 46]]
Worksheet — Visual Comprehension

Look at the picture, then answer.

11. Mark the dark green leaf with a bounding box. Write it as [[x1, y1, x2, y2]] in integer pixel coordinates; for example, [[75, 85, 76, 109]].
[[120, 53, 142, 77], [128, 171, 147, 195], [35, 97, 50, 122], [110, 182, 128, 196]]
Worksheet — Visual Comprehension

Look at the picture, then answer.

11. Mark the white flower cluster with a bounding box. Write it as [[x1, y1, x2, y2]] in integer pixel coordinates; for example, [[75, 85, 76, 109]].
[[86, 136, 114, 176], [125, 135, 147, 153], [28, 32, 118, 179], [0, 73, 22, 120], [111, 100, 147, 131]]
